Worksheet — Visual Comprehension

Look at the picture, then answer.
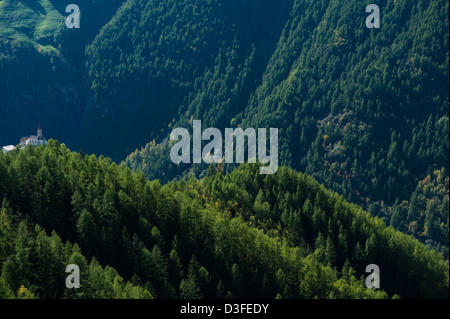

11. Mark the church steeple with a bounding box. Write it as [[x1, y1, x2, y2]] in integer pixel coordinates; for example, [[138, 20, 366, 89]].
[[37, 124, 42, 138]]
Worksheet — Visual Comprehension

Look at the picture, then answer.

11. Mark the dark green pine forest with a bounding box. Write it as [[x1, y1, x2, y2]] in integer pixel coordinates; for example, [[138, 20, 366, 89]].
[[0, 0, 449, 299], [0, 142, 448, 299]]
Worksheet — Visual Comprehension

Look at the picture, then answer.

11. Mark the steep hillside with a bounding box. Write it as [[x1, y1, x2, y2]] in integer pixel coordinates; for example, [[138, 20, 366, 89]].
[[1, 0, 448, 281], [0, 142, 448, 299], [0, 0, 63, 47], [0, 0, 124, 147], [123, 0, 449, 254], [73, 0, 293, 160]]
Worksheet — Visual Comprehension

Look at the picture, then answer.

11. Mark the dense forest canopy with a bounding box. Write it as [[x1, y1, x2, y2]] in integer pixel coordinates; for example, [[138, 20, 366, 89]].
[[0, 0, 448, 299], [0, 142, 448, 299], [119, 0, 449, 255]]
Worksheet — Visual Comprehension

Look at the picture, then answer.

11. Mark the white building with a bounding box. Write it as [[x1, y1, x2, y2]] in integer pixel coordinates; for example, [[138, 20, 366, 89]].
[[2, 145, 16, 153], [2, 125, 48, 153], [20, 124, 47, 148]]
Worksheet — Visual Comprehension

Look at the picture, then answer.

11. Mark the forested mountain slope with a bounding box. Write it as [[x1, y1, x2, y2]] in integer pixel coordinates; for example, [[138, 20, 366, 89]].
[[0, 142, 448, 299], [1, 0, 448, 291], [0, 0, 124, 146], [74, 0, 293, 160], [122, 0, 449, 255]]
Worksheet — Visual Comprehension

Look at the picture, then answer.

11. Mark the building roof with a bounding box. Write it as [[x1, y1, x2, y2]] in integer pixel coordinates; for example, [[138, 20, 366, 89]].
[[2, 145, 16, 152]]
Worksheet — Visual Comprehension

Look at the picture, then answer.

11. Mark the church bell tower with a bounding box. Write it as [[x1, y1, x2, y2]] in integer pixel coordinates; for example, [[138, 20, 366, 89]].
[[37, 124, 42, 139]]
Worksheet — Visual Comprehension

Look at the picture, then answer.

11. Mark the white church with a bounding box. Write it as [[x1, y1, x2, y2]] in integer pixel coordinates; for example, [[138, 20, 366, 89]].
[[2, 124, 48, 153], [20, 124, 48, 147]]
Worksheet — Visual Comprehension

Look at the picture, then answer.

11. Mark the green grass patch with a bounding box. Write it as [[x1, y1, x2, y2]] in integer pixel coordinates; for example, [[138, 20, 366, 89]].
[[0, 0, 64, 46]]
